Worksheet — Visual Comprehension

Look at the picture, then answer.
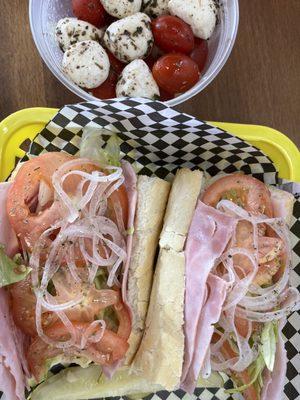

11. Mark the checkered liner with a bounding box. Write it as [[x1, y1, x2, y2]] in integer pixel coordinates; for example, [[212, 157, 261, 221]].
[[26, 99, 300, 400]]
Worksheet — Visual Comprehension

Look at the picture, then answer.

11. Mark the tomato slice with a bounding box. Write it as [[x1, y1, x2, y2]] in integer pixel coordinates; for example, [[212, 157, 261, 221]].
[[202, 174, 273, 217], [72, 0, 108, 27], [218, 338, 259, 400], [27, 321, 129, 382], [151, 16, 194, 54], [152, 53, 200, 95], [10, 276, 55, 337], [7, 153, 129, 251]]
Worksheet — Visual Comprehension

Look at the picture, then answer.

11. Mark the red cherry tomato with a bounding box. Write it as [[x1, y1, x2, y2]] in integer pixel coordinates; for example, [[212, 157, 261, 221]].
[[107, 51, 125, 75], [190, 38, 208, 73], [151, 16, 194, 54], [144, 46, 163, 70], [152, 53, 200, 95], [72, 0, 108, 27], [92, 70, 118, 99], [159, 88, 174, 101]]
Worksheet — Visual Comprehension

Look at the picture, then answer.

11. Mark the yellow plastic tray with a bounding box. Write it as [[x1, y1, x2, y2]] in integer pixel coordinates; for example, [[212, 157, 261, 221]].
[[0, 108, 299, 182]]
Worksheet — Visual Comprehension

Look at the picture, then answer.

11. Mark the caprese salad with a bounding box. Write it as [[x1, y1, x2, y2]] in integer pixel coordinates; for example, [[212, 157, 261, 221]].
[[56, 0, 218, 101]]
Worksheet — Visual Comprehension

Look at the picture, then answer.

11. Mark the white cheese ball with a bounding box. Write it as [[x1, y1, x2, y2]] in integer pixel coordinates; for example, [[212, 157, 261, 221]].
[[116, 59, 160, 99], [142, 0, 169, 18], [103, 13, 153, 63], [62, 41, 110, 89], [100, 0, 142, 19], [55, 18, 104, 52], [168, 0, 217, 39]]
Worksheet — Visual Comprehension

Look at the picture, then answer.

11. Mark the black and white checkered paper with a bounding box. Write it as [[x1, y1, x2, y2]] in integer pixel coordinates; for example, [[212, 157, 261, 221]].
[[26, 99, 300, 400]]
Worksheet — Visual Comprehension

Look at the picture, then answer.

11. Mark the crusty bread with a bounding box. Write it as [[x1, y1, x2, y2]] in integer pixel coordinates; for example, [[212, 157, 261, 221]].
[[126, 175, 171, 365], [159, 168, 203, 251], [132, 248, 185, 390], [133, 168, 202, 390]]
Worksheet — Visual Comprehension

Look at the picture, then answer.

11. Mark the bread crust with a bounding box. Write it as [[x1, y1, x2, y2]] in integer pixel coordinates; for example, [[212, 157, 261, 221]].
[[133, 168, 203, 389], [126, 175, 171, 364], [159, 168, 203, 251]]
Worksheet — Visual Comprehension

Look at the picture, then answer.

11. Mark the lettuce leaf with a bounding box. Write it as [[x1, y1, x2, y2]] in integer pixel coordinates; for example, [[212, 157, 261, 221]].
[[226, 353, 265, 395], [261, 321, 278, 371], [80, 127, 121, 167], [0, 245, 31, 287]]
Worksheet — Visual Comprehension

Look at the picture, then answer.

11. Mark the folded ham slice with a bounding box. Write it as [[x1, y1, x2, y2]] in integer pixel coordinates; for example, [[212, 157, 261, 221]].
[[0, 289, 27, 400], [181, 201, 235, 392], [0, 182, 19, 257]]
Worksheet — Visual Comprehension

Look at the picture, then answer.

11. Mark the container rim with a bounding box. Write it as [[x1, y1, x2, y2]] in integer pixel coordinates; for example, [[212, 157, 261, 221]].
[[29, 0, 239, 106]]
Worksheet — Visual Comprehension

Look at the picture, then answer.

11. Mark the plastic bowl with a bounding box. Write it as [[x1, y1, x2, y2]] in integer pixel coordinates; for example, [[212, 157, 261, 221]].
[[29, 0, 239, 106]]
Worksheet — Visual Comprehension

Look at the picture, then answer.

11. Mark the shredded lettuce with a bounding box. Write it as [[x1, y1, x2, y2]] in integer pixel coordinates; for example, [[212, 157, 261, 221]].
[[261, 321, 278, 371], [0, 245, 31, 287], [226, 353, 265, 395], [80, 127, 122, 167], [227, 321, 279, 396]]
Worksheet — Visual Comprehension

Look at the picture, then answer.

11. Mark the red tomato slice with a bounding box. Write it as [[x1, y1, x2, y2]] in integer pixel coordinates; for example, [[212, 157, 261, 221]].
[[27, 321, 129, 382], [152, 53, 200, 95], [72, 0, 108, 27], [190, 38, 208, 73], [92, 70, 118, 100], [151, 16, 194, 54], [10, 276, 55, 337], [7, 153, 129, 251], [202, 174, 274, 217], [220, 339, 259, 400], [7, 152, 74, 251]]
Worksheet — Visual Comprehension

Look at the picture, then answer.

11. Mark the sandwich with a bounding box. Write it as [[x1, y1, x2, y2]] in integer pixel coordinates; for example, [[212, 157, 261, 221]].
[[0, 131, 171, 400], [133, 172, 299, 399], [0, 129, 299, 400]]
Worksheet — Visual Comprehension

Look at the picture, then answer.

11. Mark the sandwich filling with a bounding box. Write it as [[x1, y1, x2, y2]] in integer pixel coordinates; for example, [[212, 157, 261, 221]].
[[181, 174, 300, 399], [0, 135, 138, 398]]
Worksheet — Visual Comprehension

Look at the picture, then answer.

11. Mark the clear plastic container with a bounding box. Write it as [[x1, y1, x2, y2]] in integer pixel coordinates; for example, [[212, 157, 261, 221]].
[[29, 0, 239, 106]]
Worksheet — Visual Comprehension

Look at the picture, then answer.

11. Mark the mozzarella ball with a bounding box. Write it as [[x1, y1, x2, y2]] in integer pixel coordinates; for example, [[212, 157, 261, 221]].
[[142, 0, 169, 18], [62, 41, 110, 89], [103, 13, 153, 63], [100, 0, 142, 19], [55, 18, 104, 52], [116, 59, 160, 99], [168, 0, 217, 39]]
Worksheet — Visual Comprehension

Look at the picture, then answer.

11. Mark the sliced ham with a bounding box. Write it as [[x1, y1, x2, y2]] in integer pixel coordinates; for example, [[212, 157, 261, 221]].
[[0, 182, 19, 257], [181, 273, 227, 393], [181, 201, 235, 390], [0, 289, 26, 400]]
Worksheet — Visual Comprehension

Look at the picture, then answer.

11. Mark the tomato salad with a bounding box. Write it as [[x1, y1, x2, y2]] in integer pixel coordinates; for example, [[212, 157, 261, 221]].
[[56, 0, 217, 101]]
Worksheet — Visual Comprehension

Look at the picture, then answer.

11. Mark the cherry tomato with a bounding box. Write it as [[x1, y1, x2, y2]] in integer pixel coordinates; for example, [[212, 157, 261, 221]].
[[107, 51, 126, 75], [72, 0, 108, 27], [143, 46, 163, 70], [190, 38, 208, 73], [151, 16, 194, 54], [152, 53, 200, 95], [159, 88, 174, 101], [201, 174, 273, 217], [92, 70, 118, 99]]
